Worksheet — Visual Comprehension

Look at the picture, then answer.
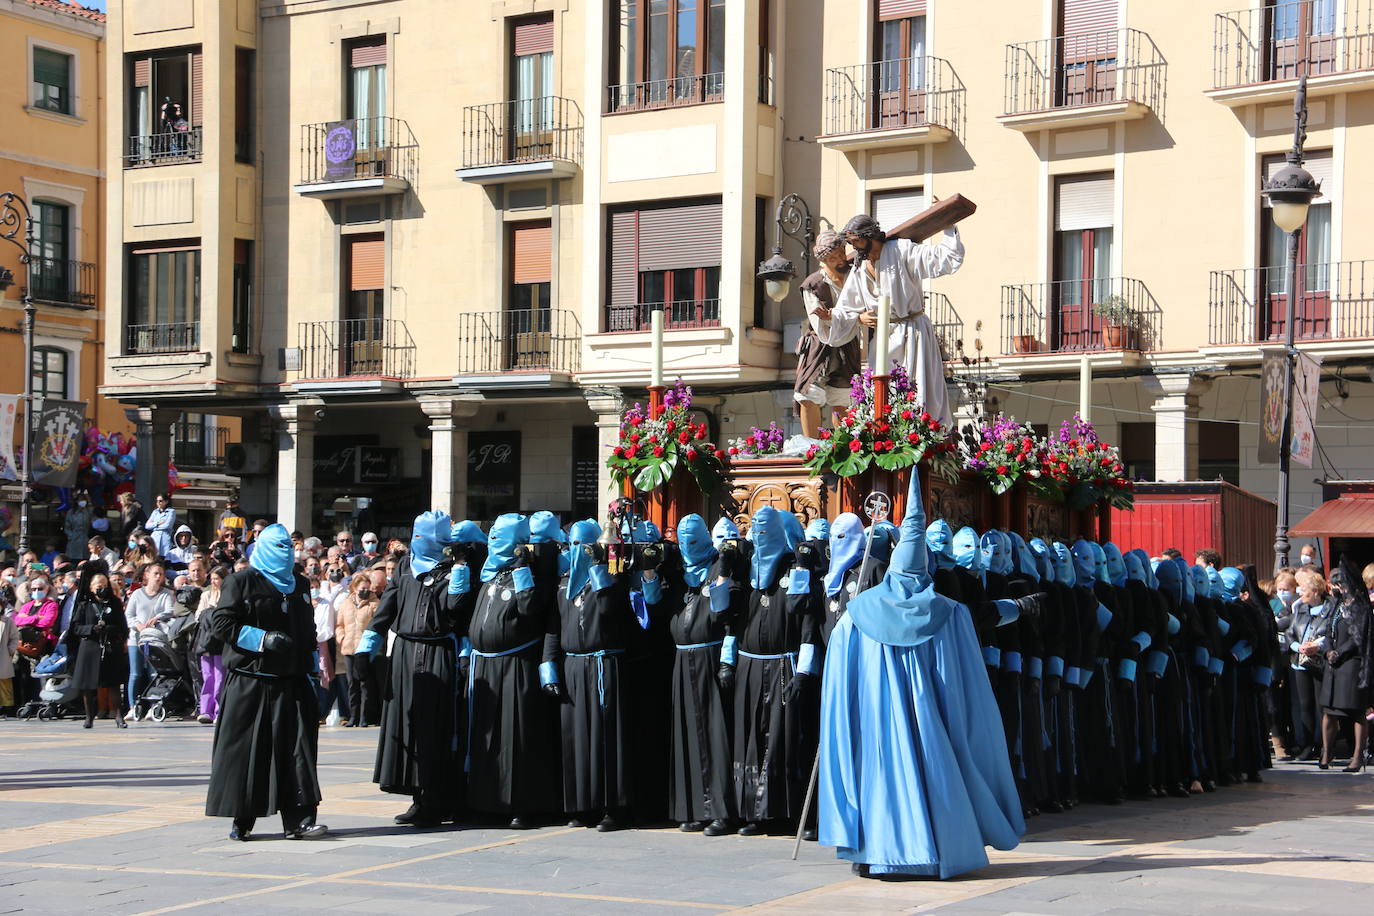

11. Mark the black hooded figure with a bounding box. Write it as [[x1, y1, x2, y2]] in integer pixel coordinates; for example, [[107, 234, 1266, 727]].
[[206, 523, 325, 841], [64, 560, 130, 727]]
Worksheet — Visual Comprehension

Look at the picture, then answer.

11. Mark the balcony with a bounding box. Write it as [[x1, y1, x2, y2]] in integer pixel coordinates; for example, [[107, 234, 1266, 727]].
[[124, 127, 203, 167], [1001, 278, 1163, 359], [925, 292, 965, 362], [452, 308, 580, 388], [172, 421, 229, 471], [606, 72, 724, 114], [23, 257, 96, 308], [457, 97, 583, 184], [1208, 260, 1374, 345], [818, 56, 965, 151], [605, 299, 721, 332], [293, 318, 416, 390], [1210, 1, 1374, 104], [1000, 28, 1166, 131], [125, 321, 199, 355], [293, 117, 417, 200]]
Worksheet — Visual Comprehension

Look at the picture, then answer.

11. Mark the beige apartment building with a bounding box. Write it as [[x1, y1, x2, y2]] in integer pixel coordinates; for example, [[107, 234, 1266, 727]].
[[100, 0, 1374, 537]]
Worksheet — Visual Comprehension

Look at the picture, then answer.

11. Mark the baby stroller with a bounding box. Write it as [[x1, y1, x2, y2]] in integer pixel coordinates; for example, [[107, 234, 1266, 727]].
[[17, 644, 81, 721], [136, 616, 198, 723]]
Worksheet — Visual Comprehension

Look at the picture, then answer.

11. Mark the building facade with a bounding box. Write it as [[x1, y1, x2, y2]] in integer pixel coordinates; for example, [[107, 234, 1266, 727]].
[[101, 0, 1374, 541]]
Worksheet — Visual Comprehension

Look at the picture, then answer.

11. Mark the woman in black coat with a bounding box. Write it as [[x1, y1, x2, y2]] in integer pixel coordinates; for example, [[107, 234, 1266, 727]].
[[65, 561, 130, 728], [1319, 562, 1371, 772]]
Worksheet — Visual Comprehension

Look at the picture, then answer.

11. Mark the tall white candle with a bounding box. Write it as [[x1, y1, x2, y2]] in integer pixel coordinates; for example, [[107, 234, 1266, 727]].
[[874, 294, 891, 376], [1079, 353, 1092, 422], [650, 308, 665, 387]]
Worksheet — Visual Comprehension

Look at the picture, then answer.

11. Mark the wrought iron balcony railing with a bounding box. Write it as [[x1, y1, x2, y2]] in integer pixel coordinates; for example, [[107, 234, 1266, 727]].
[[605, 299, 721, 332], [1209, 260, 1374, 344], [461, 97, 583, 169], [924, 292, 964, 362], [172, 422, 229, 470], [1004, 28, 1166, 116], [822, 56, 965, 139], [1001, 277, 1163, 354], [607, 72, 725, 113], [453, 308, 581, 375], [298, 117, 418, 186], [124, 127, 203, 167], [1213, 1, 1374, 88], [125, 320, 199, 355], [295, 318, 416, 380], [23, 256, 96, 308]]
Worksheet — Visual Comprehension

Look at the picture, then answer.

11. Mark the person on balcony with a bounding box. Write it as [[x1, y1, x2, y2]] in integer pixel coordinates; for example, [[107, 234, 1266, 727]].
[[794, 231, 862, 438]]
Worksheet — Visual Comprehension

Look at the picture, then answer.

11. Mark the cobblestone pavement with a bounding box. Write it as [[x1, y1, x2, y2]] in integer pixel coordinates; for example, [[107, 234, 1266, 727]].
[[0, 719, 1370, 914]]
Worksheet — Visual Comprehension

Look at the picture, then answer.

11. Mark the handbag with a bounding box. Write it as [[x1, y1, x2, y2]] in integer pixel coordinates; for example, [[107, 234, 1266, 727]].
[[17, 625, 49, 660]]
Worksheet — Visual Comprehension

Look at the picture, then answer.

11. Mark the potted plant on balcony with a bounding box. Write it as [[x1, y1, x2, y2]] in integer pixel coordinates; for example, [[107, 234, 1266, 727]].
[[1012, 333, 1042, 354], [1091, 294, 1141, 350]]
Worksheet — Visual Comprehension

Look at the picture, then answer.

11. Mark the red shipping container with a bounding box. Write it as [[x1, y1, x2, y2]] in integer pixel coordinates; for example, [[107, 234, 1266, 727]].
[[1109, 481, 1277, 571]]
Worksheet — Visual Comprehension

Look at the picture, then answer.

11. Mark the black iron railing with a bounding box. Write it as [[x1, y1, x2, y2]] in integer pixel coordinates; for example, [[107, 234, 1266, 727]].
[[296, 318, 415, 379], [822, 56, 965, 139], [125, 321, 199, 355], [1214, 1, 1374, 88], [1004, 28, 1167, 116], [298, 117, 418, 186], [461, 97, 583, 169], [605, 299, 721, 332], [453, 308, 581, 375], [125, 127, 204, 166], [607, 72, 725, 113], [1209, 260, 1374, 344], [1001, 277, 1163, 354], [172, 422, 229, 470], [924, 292, 964, 362], [23, 256, 96, 308]]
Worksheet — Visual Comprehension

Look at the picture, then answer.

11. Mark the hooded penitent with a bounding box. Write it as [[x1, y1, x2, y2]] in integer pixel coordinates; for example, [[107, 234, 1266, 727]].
[[867, 521, 899, 564], [1206, 566, 1224, 599], [1029, 538, 1056, 583], [451, 520, 485, 544], [779, 512, 805, 552], [1192, 565, 1212, 600], [1153, 556, 1183, 605], [409, 510, 452, 578], [926, 520, 956, 570], [482, 513, 530, 582], [805, 518, 831, 541], [676, 514, 717, 589], [980, 531, 1013, 577], [1070, 540, 1098, 588], [712, 517, 740, 550], [565, 519, 602, 599], [631, 519, 663, 543], [1088, 542, 1110, 585], [1103, 543, 1128, 588], [1123, 550, 1147, 585], [953, 527, 984, 579], [530, 511, 567, 545], [749, 507, 791, 589], [1051, 543, 1076, 588], [1128, 548, 1156, 588], [1009, 533, 1040, 581], [249, 523, 296, 594], [825, 513, 866, 596], [1218, 567, 1245, 602]]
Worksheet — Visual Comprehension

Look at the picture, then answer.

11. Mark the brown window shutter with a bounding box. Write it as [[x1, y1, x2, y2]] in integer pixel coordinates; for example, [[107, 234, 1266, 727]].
[[191, 51, 204, 126], [511, 223, 552, 285], [1060, 0, 1116, 36], [636, 200, 723, 272], [351, 37, 387, 68], [513, 15, 555, 56], [134, 57, 151, 87], [608, 211, 639, 305], [877, 0, 927, 20], [350, 238, 385, 290]]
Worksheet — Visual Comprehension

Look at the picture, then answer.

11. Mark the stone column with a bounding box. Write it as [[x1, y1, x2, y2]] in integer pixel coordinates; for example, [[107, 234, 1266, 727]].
[[585, 388, 625, 502], [1150, 374, 1211, 482], [420, 397, 481, 519], [268, 403, 317, 533], [126, 406, 179, 508]]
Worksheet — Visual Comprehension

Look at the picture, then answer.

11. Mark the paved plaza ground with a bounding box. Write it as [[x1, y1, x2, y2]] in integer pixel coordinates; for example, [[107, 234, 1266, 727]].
[[0, 720, 1370, 914]]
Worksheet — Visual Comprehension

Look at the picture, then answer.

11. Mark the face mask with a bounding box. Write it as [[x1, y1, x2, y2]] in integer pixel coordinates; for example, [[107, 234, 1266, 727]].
[[1300, 555, 1314, 565], [357, 588, 373, 600], [128, 540, 138, 550], [328, 568, 344, 582], [363, 542, 377, 552], [1278, 589, 1295, 604], [78, 500, 87, 507], [310, 587, 320, 600], [31, 590, 46, 600]]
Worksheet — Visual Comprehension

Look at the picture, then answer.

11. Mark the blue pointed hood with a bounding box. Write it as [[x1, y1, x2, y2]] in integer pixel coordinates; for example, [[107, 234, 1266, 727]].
[[779, 512, 805, 552], [1052, 542, 1076, 587], [249, 523, 296, 595], [1206, 566, 1224, 598], [749, 507, 791, 589], [867, 521, 899, 564], [630, 520, 662, 544], [711, 517, 739, 550], [1122, 548, 1146, 584], [953, 526, 984, 575], [409, 510, 452, 578], [1219, 566, 1245, 601], [1070, 539, 1098, 587], [1088, 542, 1109, 584], [847, 470, 956, 647], [1030, 538, 1056, 583], [1102, 543, 1128, 587], [926, 520, 955, 569], [825, 513, 866, 596], [530, 511, 566, 544], [1127, 548, 1154, 587], [450, 520, 486, 544], [482, 513, 530, 582], [676, 514, 717, 588], [980, 530, 1013, 576], [1192, 564, 1212, 599], [1173, 558, 1195, 602], [565, 519, 601, 599], [1009, 532, 1040, 581], [1153, 556, 1183, 604], [805, 518, 830, 541]]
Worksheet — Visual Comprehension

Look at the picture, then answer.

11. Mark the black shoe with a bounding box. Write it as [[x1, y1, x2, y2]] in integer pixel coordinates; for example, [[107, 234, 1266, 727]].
[[410, 810, 445, 828], [1167, 784, 1191, 798], [1297, 746, 1317, 762], [82, 719, 93, 729], [737, 821, 762, 837], [229, 821, 253, 841], [1038, 800, 1064, 813], [1318, 760, 1331, 770], [596, 813, 619, 832], [567, 815, 588, 828], [1246, 772, 1263, 783], [1201, 779, 1217, 792], [1342, 762, 1366, 773], [508, 815, 532, 830], [802, 827, 817, 842], [680, 820, 707, 832], [702, 819, 731, 837], [394, 802, 420, 825], [285, 823, 329, 840]]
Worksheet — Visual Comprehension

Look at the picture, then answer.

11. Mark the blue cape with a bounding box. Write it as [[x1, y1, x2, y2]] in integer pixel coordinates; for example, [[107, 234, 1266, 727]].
[[926, 520, 956, 570], [805, 518, 831, 541], [482, 513, 530, 582], [1219, 566, 1245, 602], [676, 514, 717, 589], [825, 513, 866, 596], [712, 517, 740, 549], [249, 523, 296, 595], [530, 511, 567, 544], [749, 507, 791, 589], [409, 510, 452, 578], [565, 519, 601, 599]]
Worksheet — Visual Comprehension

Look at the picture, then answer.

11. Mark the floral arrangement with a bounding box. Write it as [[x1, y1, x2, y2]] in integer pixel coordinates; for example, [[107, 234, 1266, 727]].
[[727, 422, 786, 458], [1041, 413, 1134, 510], [607, 379, 728, 494], [803, 365, 960, 482], [962, 415, 1057, 497]]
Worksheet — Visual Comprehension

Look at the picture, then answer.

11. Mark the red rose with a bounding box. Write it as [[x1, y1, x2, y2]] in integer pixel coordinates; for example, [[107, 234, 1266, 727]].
[[997, 465, 1009, 475], [820, 429, 831, 439], [629, 433, 640, 443], [665, 420, 676, 433], [841, 415, 853, 427], [728, 446, 739, 456], [806, 445, 818, 459], [630, 416, 642, 427], [694, 426, 706, 441], [1022, 437, 1033, 450], [848, 440, 863, 453], [714, 449, 726, 460], [649, 434, 658, 444], [626, 446, 638, 459], [920, 412, 931, 423], [678, 431, 691, 444], [901, 409, 914, 421], [907, 432, 920, 444], [653, 446, 664, 457], [613, 446, 625, 458], [1112, 463, 1123, 473], [685, 449, 698, 461]]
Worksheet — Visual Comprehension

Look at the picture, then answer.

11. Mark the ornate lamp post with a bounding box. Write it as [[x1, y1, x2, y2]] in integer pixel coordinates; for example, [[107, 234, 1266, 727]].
[[0, 191, 38, 553], [755, 193, 815, 302], [1263, 75, 1321, 573]]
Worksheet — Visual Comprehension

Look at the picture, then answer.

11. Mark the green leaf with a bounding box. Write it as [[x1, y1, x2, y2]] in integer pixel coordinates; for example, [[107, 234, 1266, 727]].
[[875, 450, 917, 471], [833, 451, 872, 477], [634, 459, 669, 493], [1067, 480, 1101, 511]]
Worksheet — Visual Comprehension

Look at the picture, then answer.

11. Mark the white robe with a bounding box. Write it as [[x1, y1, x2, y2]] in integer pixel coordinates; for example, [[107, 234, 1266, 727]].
[[824, 229, 964, 430]]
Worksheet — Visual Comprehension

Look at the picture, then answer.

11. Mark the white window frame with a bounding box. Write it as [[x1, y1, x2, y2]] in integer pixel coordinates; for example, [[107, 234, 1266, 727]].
[[31, 335, 81, 402], [27, 37, 82, 121], [22, 178, 86, 265]]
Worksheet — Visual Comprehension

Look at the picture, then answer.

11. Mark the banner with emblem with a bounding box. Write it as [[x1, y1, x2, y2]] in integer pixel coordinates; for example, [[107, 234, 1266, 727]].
[[1257, 350, 1286, 465], [1290, 352, 1322, 469], [0, 394, 18, 481], [32, 399, 85, 488]]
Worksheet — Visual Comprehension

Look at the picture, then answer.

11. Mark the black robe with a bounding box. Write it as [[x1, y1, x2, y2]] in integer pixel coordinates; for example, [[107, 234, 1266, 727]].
[[66, 596, 129, 691], [205, 568, 321, 820]]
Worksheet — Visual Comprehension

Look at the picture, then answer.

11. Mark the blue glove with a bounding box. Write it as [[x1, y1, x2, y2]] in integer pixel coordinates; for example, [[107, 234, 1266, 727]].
[[708, 582, 732, 613]]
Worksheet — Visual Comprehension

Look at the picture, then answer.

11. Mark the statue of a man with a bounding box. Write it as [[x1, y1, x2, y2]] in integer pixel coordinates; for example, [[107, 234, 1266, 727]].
[[794, 231, 863, 438]]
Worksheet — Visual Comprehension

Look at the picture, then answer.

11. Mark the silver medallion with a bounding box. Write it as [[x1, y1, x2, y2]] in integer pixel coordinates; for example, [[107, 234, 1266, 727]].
[[829, 599, 840, 614], [760, 595, 770, 608], [501, 589, 512, 601], [846, 580, 858, 595], [701, 586, 710, 597], [574, 596, 583, 608]]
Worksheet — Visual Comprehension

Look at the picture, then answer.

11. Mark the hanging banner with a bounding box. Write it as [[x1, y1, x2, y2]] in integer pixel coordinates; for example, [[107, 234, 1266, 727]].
[[1290, 352, 1323, 469], [323, 121, 358, 181], [1258, 350, 1286, 466], [0, 394, 18, 481], [32, 399, 86, 488]]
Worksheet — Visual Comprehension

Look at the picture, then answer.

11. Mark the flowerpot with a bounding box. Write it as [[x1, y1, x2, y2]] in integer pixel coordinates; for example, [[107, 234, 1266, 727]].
[[1102, 323, 1138, 351], [1013, 334, 1041, 354]]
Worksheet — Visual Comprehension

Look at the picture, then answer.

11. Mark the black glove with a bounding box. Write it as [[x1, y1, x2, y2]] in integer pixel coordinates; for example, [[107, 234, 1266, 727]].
[[1044, 674, 1062, 698], [1013, 592, 1047, 620], [1144, 672, 1160, 693], [717, 664, 735, 691], [638, 543, 663, 571], [785, 672, 815, 703], [260, 630, 295, 676], [719, 538, 740, 560], [542, 681, 564, 701], [1116, 671, 1135, 693]]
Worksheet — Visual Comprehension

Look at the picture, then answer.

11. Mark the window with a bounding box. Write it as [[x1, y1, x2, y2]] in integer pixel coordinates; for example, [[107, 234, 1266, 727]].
[[1198, 421, 1240, 485], [33, 47, 72, 114], [235, 48, 254, 162], [1265, 0, 1337, 81], [1118, 422, 1155, 481], [1053, 173, 1114, 350], [610, 0, 725, 111], [347, 37, 388, 153], [508, 222, 553, 369], [1056, 0, 1117, 108], [753, 196, 767, 328], [606, 198, 722, 330], [127, 48, 203, 164], [874, 1, 927, 127], [511, 15, 556, 160], [31, 347, 69, 400], [128, 244, 201, 353], [871, 188, 926, 235], [345, 236, 385, 374], [1260, 150, 1332, 340], [233, 240, 253, 354], [30, 200, 71, 304]]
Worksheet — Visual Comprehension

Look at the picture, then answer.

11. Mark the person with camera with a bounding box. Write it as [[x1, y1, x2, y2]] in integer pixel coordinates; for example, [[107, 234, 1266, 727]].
[[205, 523, 326, 841], [65, 562, 130, 729], [1283, 569, 1333, 763], [194, 566, 229, 724], [1317, 562, 1370, 772]]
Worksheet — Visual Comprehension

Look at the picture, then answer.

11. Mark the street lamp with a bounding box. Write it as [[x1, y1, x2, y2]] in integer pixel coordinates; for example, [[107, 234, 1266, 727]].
[[1262, 75, 1321, 573], [0, 191, 37, 554], [755, 193, 815, 302]]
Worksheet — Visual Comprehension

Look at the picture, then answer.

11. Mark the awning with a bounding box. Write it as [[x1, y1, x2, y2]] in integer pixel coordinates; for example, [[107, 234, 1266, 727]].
[[1290, 497, 1374, 538]]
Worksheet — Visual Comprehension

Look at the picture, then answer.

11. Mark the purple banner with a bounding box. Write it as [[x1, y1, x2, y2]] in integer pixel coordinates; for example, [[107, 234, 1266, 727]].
[[324, 121, 357, 181]]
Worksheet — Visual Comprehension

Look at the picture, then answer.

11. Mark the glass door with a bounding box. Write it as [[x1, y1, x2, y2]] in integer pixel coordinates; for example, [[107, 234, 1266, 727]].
[[875, 13, 926, 129], [1053, 226, 1113, 350], [31, 201, 70, 303]]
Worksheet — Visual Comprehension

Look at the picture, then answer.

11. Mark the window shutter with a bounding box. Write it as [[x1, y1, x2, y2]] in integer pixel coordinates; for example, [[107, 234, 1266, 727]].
[[1060, 0, 1117, 35], [871, 188, 927, 234], [1056, 174, 1114, 231], [351, 37, 387, 68], [191, 51, 204, 126], [511, 223, 552, 285], [513, 15, 555, 56], [33, 49, 70, 87], [636, 200, 723, 271], [877, 0, 927, 20], [350, 238, 385, 290], [134, 57, 151, 87], [1264, 150, 1332, 205], [608, 211, 638, 305]]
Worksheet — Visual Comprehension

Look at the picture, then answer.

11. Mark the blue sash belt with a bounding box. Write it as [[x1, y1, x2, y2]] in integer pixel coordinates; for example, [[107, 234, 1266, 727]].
[[466, 637, 541, 772], [567, 648, 625, 708]]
